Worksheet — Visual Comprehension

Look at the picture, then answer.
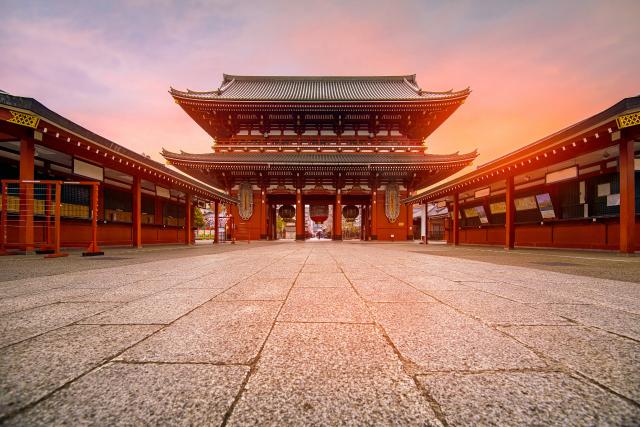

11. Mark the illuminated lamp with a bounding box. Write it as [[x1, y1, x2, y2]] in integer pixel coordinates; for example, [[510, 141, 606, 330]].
[[278, 205, 296, 221]]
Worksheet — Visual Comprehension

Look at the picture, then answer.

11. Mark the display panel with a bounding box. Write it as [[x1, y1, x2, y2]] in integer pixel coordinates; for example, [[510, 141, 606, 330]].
[[535, 193, 556, 219], [490, 201, 506, 214], [514, 196, 537, 211]]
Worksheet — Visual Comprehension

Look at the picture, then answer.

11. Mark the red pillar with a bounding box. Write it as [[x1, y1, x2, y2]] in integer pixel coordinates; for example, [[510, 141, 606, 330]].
[[333, 190, 342, 240], [425, 207, 429, 245], [260, 187, 267, 239], [184, 194, 192, 245], [505, 176, 515, 250], [406, 202, 414, 240], [619, 138, 637, 253], [452, 193, 460, 246], [214, 201, 219, 243], [19, 138, 35, 251], [295, 189, 304, 240], [132, 176, 142, 248], [371, 191, 378, 240]]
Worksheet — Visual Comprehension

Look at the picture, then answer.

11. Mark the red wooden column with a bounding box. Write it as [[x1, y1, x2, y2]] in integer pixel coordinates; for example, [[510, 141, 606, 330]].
[[452, 193, 460, 246], [619, 138, 637, 253], [213, 201, 219, 243], [333, 190, 342, 240], [505, 176, 515, 250], [371, 190, 378, 240], [295, 189, 304, 240], [184, 194, 192, 245], [425, 206, 429, 245], [406, 202, 414, 240], [260, 187, 267, 239], [132, 176, 142, 248], [19, 138, 35, 251]]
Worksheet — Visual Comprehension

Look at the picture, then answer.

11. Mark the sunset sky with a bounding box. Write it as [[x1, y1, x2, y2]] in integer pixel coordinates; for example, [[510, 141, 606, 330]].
[[1, 0, 638, 186]]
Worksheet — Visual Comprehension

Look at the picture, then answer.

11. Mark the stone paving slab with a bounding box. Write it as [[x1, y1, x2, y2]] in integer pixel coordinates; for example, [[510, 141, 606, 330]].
[[118, 300, 281, 363], [295, 272, 350, 287], [371, 302, 546, 371], [499, 325, 640, 402], [0, 288, 98, 315], [10, 362, 249, 426], [0, 302, 117, 347], [351, 279, 437, 302], [403, 276, 474, 291], [539, 303, 640, 341], [428, 290, 571, 326], [80, 289, 220, 324], [418, 371, 640, 426], [216, 278, 293, 301], [0, 324, 159, 419], [278, 287, 371, 323], [461, 281, 583, 304], [300, 264, 341, 273], [66, 279, 175, 303], [228, 322, 442, 426]]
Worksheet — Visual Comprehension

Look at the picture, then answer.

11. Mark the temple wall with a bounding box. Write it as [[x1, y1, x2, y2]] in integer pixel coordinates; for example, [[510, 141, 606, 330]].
[[231, 190, 264, 241], [451, 218, 639, 250], [374, 190, 412, 241]]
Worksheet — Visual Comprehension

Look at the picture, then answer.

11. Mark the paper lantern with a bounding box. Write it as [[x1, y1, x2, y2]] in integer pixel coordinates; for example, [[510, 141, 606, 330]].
[[309, 205, 329, 223], [278, 204, 295, 221], [342, 205, 359, 221]]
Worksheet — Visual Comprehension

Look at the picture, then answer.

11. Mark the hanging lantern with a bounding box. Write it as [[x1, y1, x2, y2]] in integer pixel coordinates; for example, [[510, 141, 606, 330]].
[[278, 205, 295, 221], [309, 205, 329, 223], [342, 205, 359, 222]]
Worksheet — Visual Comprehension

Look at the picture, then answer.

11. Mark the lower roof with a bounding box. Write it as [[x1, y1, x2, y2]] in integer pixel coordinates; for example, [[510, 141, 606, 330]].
[[161, 150, 478, 167]]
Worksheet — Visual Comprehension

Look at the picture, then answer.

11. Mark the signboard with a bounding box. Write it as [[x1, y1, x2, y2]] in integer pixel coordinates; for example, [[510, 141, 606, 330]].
[[535, 193, 556, 219], [475, 206, 489, 224], [464, 207, 478, 218], [490, 201, 506, 214], [156, 186, 170, 198], [73, 158, 103, 181], [546, 166, 577, 184], [607, 194, 620, 207], [474, 187, 490, 198], [514, 196, 537, 211], [597, 183, 611, 197]]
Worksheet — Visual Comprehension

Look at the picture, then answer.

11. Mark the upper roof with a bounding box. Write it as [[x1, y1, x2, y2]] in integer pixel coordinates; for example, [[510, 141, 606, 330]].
[[170, 74, 470, 102], [0, 92, 237, 204]]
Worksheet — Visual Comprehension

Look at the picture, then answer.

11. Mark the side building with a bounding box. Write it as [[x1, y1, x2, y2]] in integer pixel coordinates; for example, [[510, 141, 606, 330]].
[[405, 96, 640, 253], [0, 91, 237, 251]]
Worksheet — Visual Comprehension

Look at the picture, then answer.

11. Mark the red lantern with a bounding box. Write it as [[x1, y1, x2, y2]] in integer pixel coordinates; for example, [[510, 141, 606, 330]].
[[342, 205, 359, 222], [278, 205, 295, 221], [309, 205, 329, 223]]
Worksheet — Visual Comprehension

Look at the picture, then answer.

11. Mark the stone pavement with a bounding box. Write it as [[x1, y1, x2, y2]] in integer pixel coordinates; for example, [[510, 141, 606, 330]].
[[0, 242, 639, 426]]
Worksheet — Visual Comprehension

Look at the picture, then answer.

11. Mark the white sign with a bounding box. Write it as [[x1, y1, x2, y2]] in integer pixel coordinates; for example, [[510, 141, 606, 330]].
[[546, 166, 577, 184], [597, 183, 611, 197], [73, 158, 103, 181], [156, 186, 170, 198], [607, 194, 620, 207]]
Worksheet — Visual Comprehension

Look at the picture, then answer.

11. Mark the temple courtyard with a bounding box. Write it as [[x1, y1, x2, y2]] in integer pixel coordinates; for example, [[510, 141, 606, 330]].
[[0, 242, 639, 426]]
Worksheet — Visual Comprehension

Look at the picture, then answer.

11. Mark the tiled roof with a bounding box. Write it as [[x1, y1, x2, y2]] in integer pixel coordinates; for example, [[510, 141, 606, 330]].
[[170, 75, 470, 102], [162, 150, 477, 166], [0, 92, 237, 204]]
